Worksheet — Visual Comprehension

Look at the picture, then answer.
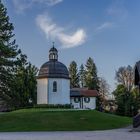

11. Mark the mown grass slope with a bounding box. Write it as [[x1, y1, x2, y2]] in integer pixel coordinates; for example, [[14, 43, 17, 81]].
[[0, 109, 132, 131]]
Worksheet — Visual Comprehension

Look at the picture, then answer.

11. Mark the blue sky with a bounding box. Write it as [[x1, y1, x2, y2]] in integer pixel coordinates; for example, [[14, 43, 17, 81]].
[[3, 0, 140, 91]]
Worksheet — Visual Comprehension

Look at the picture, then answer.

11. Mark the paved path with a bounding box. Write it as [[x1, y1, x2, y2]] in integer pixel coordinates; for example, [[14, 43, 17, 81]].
[[0, 128, 140, 140]]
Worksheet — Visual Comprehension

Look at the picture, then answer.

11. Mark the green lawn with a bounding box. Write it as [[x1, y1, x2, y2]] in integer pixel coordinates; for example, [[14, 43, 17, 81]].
[[0, 109, 132, 131]]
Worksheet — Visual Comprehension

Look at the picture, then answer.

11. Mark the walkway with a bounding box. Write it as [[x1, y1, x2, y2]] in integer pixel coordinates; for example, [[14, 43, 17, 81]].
[[0, 128, 140, 140]]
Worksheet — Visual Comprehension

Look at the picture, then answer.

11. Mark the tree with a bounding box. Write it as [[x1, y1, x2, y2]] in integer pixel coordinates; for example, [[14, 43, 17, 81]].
[[113, 65, 137, 116], [113, 64, 140, 116], [99, 77, 110, 98], [112, 84, 140, 116], [131, 87, 140, 115], [11, 54, 38, 108], [85, 57, 99, 90], [0, 1, 38, 110], [79, 64, 85, 88], [69, 61, 79, 88], [115, 65, 134, 92], [113, 84, 128, 115], [0, 0, 20, 105], [98, 77, 110, 109]]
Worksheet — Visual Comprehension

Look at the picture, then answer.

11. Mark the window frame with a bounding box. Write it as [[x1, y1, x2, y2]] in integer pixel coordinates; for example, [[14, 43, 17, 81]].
[[53, 81, 57, 92], [84, 97, 90, 103], [74, 97, 80, 103]]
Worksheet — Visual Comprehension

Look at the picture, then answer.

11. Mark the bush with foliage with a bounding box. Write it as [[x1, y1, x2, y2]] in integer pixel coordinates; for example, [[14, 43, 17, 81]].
[[34, 104, 72, 109]]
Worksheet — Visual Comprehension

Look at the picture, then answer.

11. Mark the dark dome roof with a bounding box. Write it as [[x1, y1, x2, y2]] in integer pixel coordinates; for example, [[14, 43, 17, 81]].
[[37, 61, 69, 79], [49, 47, 58, 52]]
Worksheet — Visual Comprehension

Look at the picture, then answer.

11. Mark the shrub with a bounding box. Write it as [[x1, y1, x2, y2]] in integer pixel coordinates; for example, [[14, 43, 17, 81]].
[[34, 104, 72, 109]]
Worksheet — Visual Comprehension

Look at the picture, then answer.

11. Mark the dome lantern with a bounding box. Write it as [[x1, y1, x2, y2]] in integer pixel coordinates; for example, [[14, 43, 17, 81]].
[[49, 42, 58, 61]]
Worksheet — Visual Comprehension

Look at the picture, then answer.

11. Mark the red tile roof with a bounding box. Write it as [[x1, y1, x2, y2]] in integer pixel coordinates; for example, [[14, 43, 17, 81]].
[[81, 89, 98, 97], [70, 88, 98, 97]]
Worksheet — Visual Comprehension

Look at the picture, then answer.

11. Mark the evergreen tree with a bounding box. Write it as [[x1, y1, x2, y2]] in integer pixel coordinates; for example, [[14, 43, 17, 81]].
[[113, 84, 127, 116], [0, 0, 20, 104], [85, 57, 99, 90], [69, 61, 79, 88], [113, 84, 136, 116], [79, 64, 85, 87], [0, 1, 38, 109], [11, 54, 38, 108]]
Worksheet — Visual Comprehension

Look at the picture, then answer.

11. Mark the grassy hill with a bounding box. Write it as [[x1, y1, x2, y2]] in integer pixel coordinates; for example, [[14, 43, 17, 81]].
[[0, 109, 131, 131]]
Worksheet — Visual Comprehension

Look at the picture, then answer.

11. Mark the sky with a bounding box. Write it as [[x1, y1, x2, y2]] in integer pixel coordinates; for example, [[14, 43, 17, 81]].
[[2, 0, 140, 92]]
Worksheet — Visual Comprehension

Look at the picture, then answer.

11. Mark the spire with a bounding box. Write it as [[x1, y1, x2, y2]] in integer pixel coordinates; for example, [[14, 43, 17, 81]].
[[49, 42, 58, 61], [52, 42, 55, 48]]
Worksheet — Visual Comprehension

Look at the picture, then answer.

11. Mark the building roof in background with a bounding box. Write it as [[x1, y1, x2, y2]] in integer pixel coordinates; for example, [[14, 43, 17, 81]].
[[70, 88, 98, 97]]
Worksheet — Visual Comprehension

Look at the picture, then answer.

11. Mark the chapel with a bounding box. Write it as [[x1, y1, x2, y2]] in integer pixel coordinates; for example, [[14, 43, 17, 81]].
[[37, 44, 98, 109], [37, 44, 70, 104]]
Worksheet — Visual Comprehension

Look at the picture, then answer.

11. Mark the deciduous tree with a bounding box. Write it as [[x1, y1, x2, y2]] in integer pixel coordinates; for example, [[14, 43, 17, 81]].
[[99, 77, 110, 109], [115, 65, 134, 92]]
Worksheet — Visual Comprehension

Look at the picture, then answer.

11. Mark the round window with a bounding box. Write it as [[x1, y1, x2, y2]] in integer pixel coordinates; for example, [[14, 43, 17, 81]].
[[74, 97, 80, 103], [84, 97, 90, 103]]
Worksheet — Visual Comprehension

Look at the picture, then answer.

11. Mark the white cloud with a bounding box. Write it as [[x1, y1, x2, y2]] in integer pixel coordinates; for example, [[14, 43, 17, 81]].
[[13, 0, 63, 12], [12, 0, 32, 12], [107, 0, 128, 21], [31, 0, 63, 6], [40, 0, 63, 6], [96, 22, 114, 31], [36, 14, 86, 49], [58, 30, 86, 49]]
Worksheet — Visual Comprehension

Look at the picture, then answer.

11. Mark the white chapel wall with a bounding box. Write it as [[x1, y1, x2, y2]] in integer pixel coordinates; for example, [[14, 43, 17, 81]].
[[37, 78, 48, 104], [48, 78, 70, 104]]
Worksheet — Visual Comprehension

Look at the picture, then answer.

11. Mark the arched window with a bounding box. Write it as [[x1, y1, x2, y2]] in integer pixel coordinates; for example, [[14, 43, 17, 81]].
[[53, 81, 57, 92]]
